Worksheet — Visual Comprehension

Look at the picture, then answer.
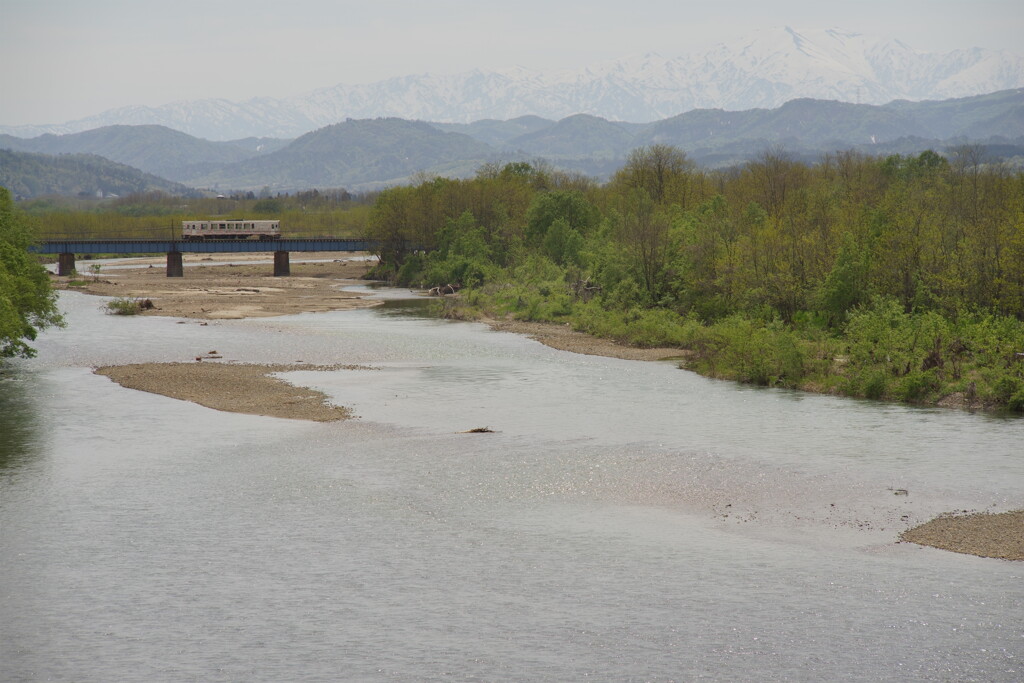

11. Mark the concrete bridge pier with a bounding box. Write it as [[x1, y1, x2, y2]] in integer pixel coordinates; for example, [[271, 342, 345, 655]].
[[166, 251, 183, 277], [58, 253, 76, 276], [274, 250, 290, 276]]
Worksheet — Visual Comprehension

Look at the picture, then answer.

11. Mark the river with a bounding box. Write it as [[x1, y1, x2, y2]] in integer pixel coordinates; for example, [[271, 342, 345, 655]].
[[1, 289, 1022, 681]]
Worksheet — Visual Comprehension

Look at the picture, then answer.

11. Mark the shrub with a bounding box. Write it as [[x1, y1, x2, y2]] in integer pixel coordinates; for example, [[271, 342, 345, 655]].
[[895, 369, 940, 403], [990, 375, 1022, 403], [860, 370, 889, 400], [691, 316, 809, 387], [1007, 388, 1024, 413], [394, 253, 425, 286], [104, 297, 145, 315]]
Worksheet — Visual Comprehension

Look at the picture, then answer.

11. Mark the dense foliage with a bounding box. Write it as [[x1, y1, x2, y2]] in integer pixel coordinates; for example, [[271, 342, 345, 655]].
[[366, 145, 1024, 411], [0, 187, 63, 358]]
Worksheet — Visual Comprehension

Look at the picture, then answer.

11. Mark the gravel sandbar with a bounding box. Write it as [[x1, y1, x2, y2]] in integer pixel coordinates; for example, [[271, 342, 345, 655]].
[[96, 362, 363, 422], [900, 510, 1024, 561]]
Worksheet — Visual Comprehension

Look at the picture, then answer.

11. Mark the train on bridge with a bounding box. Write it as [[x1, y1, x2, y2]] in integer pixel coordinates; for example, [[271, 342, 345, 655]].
[[181, 219, 280, 241]]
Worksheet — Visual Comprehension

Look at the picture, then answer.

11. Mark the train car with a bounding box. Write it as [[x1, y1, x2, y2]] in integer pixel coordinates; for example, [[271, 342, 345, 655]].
[[182, 219, 281, 241]]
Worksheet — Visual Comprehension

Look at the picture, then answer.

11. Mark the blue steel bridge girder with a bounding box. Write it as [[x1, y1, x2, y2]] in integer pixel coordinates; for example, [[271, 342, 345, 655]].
[[31, 238, 383, 277], [31, 238, 379, 255]]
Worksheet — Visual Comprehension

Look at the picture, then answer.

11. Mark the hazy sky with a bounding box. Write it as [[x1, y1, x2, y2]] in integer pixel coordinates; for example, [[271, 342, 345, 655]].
[[2, 0, 1021, 126]]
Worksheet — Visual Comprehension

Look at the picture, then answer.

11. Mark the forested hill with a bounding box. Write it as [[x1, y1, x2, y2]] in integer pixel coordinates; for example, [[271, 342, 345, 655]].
[[2, 90, 1022, 196], [0, 125, 287, 182], [182, 118, 495, 193], [437, 89, 1024, 170], [0, 150, 196, 200]]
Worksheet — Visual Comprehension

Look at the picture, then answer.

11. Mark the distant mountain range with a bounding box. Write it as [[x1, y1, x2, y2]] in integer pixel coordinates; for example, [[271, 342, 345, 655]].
[[2, 89, 1022, 198], [3, 27, 1023, 141]]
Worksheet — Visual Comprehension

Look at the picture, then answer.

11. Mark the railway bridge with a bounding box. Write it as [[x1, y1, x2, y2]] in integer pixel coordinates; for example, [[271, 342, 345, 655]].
[[31, 238, 381, 277]]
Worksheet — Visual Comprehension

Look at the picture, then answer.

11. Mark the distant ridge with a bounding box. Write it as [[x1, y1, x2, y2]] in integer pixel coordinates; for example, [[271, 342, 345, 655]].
[[184, 118, 494, 191], [3, 90, 1022, 196], [2, 27, 1022, 141], [0, 149, 195, 200], [0, 125, 283, 181]]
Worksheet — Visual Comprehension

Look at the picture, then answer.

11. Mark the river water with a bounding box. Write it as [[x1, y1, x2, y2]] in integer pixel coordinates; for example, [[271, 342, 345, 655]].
[[1, 288, 1022, 681]]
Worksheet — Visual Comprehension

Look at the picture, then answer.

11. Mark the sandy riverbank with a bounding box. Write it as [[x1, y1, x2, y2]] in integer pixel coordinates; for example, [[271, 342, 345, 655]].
[[486, 318, 689, 362], [56, 252, 379, 319], [66, 255, 1021, 560]]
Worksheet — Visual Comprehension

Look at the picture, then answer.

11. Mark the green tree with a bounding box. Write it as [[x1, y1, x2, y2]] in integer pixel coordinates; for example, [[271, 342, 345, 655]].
[[614, 189, 673, 303], [612, 145, 698, 206], [541, 218, 584, 266], [367, 185, 417, 271], [0, 187, 63, 357], [525, 190, 600, 247], [817, 231, 870, 325]]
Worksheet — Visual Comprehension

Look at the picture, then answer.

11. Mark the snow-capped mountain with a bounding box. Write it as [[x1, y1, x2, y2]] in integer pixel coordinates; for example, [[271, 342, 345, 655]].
[[4, 27, 1022, 141]]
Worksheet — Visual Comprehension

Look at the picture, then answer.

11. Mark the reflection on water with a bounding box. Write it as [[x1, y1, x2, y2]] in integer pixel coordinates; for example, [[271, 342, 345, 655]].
[[0, 372, 43, 471], [1, 289, 1022, 682], [375, 294, 442, 318]]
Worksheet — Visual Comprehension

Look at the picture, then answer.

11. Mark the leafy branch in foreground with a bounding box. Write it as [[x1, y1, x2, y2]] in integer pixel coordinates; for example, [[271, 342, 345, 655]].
[[0, 186, 63, 358]]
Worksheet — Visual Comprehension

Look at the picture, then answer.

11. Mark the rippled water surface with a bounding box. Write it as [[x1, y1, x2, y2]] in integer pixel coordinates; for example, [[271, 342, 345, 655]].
[[2, 289, 1022, 682]]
